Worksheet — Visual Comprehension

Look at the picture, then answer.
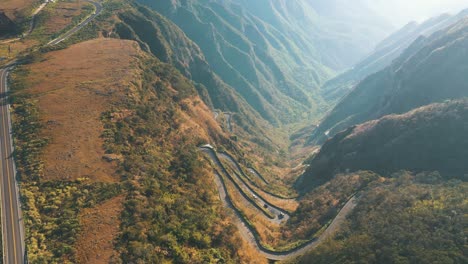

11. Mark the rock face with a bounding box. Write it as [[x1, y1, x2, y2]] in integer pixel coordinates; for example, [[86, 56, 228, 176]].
[[0, 12, 16, 37], [301, 100, 468, 191]]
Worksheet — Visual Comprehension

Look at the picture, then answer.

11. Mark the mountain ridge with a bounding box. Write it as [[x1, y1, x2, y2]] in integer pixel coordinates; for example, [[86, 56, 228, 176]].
[[321, 8, 468, 103], [301, 99, 468, 191], [310, 17, 468, 145], [136, 0, 393, 124]]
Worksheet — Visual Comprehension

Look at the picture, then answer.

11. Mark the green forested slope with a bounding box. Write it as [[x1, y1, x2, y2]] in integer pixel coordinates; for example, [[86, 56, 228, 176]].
[[135, 0, 392, 124], [296, 172, 467, 264], [302, 100, 468, 190], [108, 1, 277, 148]]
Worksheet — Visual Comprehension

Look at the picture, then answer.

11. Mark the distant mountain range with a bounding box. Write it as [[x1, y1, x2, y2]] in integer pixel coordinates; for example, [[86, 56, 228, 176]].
[[131, 0, 393, 124], [310, 17, 468, 145], [321, 8, 468, 103]]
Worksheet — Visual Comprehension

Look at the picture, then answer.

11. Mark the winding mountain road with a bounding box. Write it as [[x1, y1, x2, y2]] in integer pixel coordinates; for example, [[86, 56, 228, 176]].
[[218, 152, 290, 223], [47, 0, 103, 46], [201, 146, 358, 260], [202, 148, 280, 221], [247, 167, 269, 184], [219, 151, 298, 202]]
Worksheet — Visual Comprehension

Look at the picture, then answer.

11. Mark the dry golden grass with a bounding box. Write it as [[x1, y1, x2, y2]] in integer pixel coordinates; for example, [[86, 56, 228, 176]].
[[178, 97, 227, 144], [237, 239, 268, 264], [1, 0, 39, 19], [222, 161, 299, 212], [24, 38, 141, 182], [1, 0, 37, 10], [0, 38, 38, 60], [0, 1, 90, 58], [75, 195, 124, 264], [222, 172, 286, 248], [41, 1, 90, 35]]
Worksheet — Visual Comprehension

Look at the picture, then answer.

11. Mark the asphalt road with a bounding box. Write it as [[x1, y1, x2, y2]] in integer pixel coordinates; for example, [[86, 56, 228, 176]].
[[0, 67, 25, 264], [47, 0, 103, 46], [202, 148, 278, 221], [0, 2, 103, 263], [219, 152, 299, 201], [218, 152, 290, 223], [247, 167, 269, 184], [202, 146, 357, 260]]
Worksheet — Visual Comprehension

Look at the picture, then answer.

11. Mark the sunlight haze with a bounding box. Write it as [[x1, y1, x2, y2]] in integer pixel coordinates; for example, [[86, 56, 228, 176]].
[[371, 0, 468, 26]]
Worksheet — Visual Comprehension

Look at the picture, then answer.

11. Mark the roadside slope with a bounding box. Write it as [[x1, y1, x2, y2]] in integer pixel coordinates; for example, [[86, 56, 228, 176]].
[[11, 37, 262, 263]]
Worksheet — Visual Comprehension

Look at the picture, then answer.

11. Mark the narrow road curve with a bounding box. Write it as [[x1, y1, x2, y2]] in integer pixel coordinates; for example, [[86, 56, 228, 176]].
[[47, 0, 103, 46], [217, 152, 290, 222], [202, 148, 279, 222], [0, 66, 25, 264], [201, 146, 358, 260], [219, 151, 298, 201], [247, 167, 269, 184], [246, 167, 300, 200]]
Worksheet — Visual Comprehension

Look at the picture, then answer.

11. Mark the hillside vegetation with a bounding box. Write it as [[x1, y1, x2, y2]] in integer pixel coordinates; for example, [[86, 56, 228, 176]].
[[5, 0, 467, 263], [0, 0, 40, 36], [136, 0, 325, 124], [302, 100, 468, 191], [296, 172, 467, 264], [295, 13, 468, 264], [10, 38, 262, 263]]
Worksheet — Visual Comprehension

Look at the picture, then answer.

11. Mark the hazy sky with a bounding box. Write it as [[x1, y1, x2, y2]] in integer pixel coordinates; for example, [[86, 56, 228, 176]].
[[371, 0, 468, 27]]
